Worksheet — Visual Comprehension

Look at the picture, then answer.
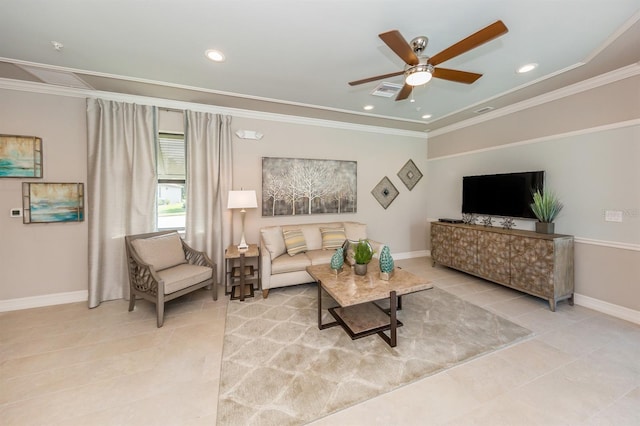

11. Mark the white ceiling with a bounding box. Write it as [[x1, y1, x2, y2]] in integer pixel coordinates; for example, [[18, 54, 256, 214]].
[[1, 0, 639, 132]]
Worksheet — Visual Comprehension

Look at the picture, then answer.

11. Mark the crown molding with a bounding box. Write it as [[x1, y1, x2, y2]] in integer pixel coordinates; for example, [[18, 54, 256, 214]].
[[0, 77, 428, 139], [428, 63, 640, 138]]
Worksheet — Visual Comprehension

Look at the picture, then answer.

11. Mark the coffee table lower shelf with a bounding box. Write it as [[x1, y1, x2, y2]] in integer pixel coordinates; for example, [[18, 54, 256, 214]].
[[327, 302, 404, 344]]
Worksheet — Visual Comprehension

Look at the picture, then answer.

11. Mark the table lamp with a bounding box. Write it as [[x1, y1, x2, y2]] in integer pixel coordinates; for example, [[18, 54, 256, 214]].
[[227, 190, 258, 249]]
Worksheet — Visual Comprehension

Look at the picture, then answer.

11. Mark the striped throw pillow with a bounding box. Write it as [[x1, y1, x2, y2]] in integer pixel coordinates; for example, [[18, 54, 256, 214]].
[[283, 229, 307, 256], [320, 227, 346, 250]]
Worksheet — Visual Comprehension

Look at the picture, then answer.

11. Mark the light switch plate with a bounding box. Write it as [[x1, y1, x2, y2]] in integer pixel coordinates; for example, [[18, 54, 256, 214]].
[[605, 210, 623, 222]]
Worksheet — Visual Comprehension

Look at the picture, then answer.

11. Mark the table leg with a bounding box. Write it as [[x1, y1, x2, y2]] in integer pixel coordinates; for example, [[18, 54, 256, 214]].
[[389, 291, 397, 347], [239, 253, 246, 302]]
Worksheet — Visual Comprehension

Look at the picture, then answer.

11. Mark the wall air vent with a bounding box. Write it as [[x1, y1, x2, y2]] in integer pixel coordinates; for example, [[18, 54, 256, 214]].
[[473, 106, 495, 114], [17, 65, 94, 89], [370, 82, 403, 98]]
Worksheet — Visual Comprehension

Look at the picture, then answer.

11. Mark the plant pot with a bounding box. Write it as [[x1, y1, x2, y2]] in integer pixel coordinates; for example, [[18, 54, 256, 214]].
[[379, 269, 394, 281], [354, 263, 368, 276], [535, 222, 555, 234]]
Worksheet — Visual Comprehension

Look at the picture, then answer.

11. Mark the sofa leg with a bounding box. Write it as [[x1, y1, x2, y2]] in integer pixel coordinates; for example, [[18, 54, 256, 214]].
[[262, 289, 269, 299]]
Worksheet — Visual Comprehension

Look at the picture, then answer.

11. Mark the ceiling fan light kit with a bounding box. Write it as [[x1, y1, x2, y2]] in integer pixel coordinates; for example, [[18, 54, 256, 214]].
[[405, 64, 434, 86], [349, 20, 508, 101]]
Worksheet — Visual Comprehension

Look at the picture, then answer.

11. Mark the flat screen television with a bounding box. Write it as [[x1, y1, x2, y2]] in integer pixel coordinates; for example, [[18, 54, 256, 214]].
[[462, 171, 545, 219]]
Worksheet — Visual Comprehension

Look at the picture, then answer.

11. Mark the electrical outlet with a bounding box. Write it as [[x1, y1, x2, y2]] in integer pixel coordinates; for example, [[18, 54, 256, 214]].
[[605, 210, 623, 222], [10, 208, 22, 217]]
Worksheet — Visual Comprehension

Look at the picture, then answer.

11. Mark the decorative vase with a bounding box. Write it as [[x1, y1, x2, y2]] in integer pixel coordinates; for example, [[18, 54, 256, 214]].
[[330, 247, 344, 274], [379, 245, 395, 280], [535, 222, 555, 234], [354, 263, 368, 276]]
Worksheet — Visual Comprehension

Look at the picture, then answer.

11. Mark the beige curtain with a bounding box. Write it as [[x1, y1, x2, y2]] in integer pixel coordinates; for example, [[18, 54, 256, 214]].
[[86, 99, 157, 308], [184, 111, 233, 284]]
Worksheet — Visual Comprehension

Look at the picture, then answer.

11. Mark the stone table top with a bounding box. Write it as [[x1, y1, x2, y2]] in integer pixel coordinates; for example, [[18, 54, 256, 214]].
[[306, 263, 432, 307]]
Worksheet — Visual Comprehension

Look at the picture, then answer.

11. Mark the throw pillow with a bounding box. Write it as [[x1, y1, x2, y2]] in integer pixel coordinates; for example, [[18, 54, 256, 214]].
[[260, 227, 286, 260], [130, 232, 186, 271], [283, 229, 307, 256], [320, 227, 346, 250]]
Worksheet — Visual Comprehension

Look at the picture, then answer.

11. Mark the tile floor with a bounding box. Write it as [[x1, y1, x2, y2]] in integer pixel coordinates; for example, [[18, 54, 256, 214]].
[[1, 257, 638, 425]]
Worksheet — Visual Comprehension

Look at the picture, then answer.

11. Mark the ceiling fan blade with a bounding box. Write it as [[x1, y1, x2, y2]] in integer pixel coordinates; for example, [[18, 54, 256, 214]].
[[433, 68, 483, 84], [379, 30, 419, 66], [348, 70, 404, 86], [395, 84, 413, 101], [429, 20, 508, 66]]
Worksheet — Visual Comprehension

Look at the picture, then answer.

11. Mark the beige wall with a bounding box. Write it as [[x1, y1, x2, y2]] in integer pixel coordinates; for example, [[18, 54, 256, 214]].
[[427, 71, 640, 311], [0, 89, 428, 303], [0, 91, 88, 300]]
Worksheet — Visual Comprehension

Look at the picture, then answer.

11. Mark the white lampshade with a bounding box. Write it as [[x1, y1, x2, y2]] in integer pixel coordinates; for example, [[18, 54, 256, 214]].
[[227, 190, 258, 210]]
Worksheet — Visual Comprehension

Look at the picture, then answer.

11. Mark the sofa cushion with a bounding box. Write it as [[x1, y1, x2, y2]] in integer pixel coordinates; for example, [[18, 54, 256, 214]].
[[272, 252, 312, 274], [343, 222, 368, 241], [261, 226, 286, 260], [131, 232, 186, 271], [320, 227, 346, 250], [283, 229, 307, 256], [305, 249, 336, 265], [157, 264, 212, 294]]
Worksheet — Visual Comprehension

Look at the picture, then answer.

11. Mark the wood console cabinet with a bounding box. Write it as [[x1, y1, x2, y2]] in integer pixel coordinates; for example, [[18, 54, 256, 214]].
[[431, 222, 574, 311]]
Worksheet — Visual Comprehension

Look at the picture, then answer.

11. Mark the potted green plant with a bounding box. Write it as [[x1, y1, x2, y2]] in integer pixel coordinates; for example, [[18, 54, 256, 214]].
[[353, 239, 374, 275], [530, 189, 564, 234]]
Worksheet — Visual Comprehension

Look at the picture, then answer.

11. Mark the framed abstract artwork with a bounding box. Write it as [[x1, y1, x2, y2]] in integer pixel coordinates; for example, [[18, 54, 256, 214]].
[[262, 157, 357, 216], [0, 134, 43, 178], [397, 159, 423, 191], [371, 176, 399, 209], [22, 182, 84, 224]]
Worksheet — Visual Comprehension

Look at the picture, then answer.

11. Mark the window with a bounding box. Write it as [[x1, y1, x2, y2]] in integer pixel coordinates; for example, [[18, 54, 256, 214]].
[[157, 132, 186, 230]]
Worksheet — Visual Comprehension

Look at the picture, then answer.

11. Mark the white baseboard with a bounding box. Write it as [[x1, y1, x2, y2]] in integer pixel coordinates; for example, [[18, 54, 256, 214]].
[[574, 293, 640, 325], [0, 290, 88, 312], [395, 250, 430, 260]]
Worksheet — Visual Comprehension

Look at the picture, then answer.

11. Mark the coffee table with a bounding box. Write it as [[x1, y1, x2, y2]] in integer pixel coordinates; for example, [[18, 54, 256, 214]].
[[306, 263, 432, 347]]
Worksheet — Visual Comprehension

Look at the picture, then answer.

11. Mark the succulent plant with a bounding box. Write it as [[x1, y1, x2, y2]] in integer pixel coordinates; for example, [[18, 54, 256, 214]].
[[379, 245, 394, 273], [354, 239, 374, 265]]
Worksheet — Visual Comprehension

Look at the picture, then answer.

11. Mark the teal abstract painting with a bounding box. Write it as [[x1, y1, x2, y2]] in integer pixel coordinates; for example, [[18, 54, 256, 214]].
[[0, 135, 43, 178]]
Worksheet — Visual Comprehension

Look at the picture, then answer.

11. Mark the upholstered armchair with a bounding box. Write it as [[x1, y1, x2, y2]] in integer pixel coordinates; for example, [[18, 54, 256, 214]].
[[124, 231, 217, 327]]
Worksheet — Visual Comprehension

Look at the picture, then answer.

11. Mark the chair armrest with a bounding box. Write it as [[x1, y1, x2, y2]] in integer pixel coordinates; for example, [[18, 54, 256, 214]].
[[127, 247, 164, 296], [181, 242, 215, 268]]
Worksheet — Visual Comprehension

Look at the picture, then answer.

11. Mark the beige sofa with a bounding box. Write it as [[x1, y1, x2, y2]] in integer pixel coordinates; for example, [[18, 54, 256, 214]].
[[259, 221, 384, 298]]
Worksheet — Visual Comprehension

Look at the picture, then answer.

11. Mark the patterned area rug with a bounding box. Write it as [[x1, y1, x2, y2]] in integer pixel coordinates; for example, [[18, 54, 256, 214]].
[[216, 283, 531, 425]]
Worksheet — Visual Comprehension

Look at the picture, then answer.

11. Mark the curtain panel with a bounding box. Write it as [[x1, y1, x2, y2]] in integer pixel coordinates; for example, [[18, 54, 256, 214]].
[[86, 99, 157, 307], [184, 111, 233, 283]]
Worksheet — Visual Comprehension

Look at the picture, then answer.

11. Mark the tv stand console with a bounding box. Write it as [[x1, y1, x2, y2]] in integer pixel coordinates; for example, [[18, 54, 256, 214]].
[[430, 222, 574, 311]]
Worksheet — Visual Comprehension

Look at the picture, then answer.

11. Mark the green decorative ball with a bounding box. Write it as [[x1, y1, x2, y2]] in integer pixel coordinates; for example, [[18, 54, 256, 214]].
[[331, 247, 345, 270], [379, 245, 394, 273]]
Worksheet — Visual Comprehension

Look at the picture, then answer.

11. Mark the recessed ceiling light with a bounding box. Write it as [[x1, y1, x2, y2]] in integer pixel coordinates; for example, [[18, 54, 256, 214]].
[[205, 49, 225, 62], [363, 105, 374, 111], [421, 114, 432, 119], [517, 63, 538, 74]]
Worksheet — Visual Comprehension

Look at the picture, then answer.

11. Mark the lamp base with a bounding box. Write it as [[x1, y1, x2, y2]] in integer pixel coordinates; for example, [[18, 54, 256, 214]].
[[237, 242, 249, 250]]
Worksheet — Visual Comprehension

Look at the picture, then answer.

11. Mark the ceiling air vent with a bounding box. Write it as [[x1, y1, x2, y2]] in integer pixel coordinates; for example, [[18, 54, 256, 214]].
[[370, 82, 402, 98], [17, 65, 94, 89], [473, 106, 495, 114]]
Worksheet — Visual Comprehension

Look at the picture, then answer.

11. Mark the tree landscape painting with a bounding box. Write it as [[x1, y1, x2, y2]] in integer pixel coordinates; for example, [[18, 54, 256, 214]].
[[0, 135, 43, 178], [23, 182, 84, 223], [262, 157, 357, 216]]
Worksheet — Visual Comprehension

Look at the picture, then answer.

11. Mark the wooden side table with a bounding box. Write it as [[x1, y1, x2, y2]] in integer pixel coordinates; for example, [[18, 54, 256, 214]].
[[224, 244, 260, 301]]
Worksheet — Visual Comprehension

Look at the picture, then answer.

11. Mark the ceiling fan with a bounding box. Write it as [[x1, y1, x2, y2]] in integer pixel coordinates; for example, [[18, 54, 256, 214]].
[[349, 20, 508, 101]]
